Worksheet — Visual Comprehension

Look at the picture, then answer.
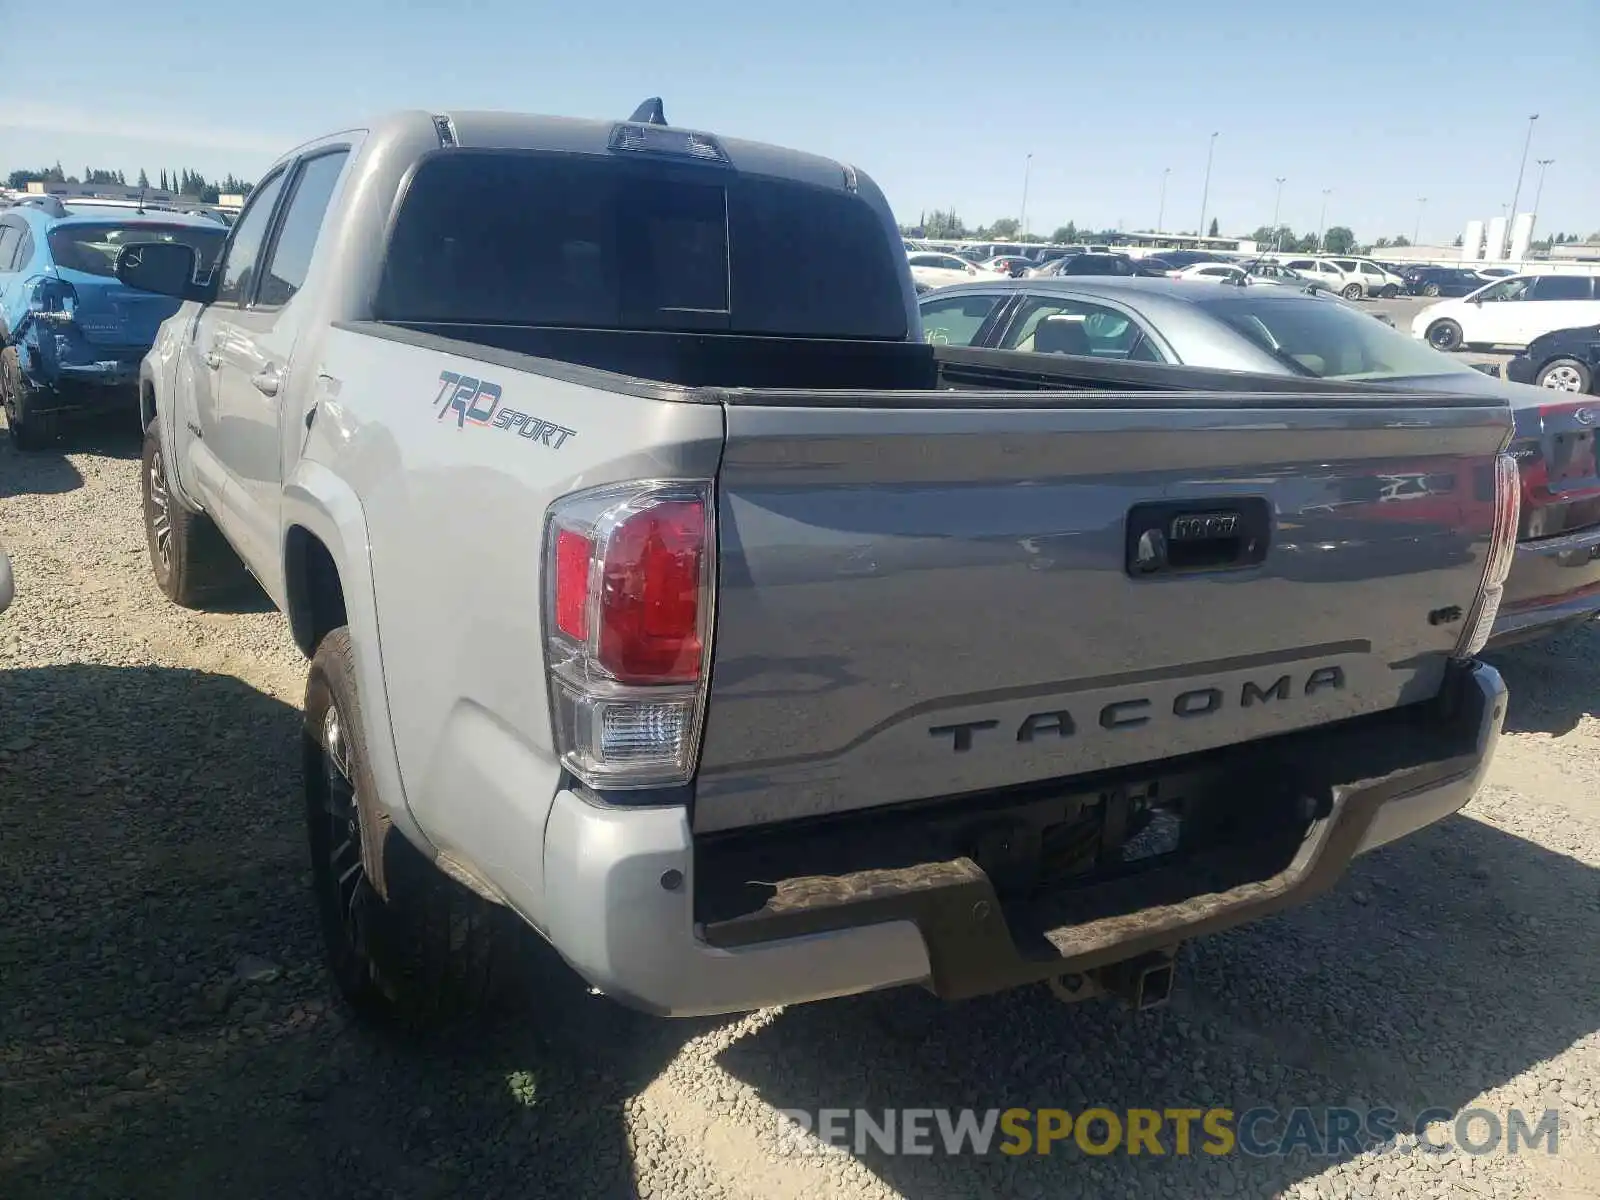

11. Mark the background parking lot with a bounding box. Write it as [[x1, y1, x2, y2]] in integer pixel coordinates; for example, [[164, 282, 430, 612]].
[[1, 428, 1596, 1200]]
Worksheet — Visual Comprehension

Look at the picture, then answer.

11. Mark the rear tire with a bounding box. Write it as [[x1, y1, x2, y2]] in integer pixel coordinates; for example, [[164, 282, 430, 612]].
[[1, 347, 60, 452], [1341, 283, 1364, 301], [1535, 357, 1593, 393], [141, 420, 249, 607], [304, 627, 516, 1028], [1380, 284, 1400, 298], [1423, 282, 1442, 297], [1425, 320, 1464, 352]]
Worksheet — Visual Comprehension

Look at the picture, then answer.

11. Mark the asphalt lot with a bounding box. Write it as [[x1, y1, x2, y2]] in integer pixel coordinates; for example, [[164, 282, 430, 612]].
[[2, 418, 1597, 1200]]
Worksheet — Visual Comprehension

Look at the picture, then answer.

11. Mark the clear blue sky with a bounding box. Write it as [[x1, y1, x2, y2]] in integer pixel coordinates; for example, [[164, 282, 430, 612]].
[[2, 0, 1595, 243]]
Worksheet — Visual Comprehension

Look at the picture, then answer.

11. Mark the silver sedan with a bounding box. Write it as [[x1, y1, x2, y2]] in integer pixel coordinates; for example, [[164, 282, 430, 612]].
[[917, 276, 1476, 382]]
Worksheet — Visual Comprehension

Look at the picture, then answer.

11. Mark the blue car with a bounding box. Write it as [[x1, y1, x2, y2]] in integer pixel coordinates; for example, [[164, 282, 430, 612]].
[[0, 198, 227, 449]]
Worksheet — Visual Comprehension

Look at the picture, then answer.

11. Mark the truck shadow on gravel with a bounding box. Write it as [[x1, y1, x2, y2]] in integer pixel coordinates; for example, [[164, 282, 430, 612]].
[[717, 815, 1599, 1199], [0, 442, 84, 500], [0, 663, 705, 1200], [1484, 620, 1600, 737]]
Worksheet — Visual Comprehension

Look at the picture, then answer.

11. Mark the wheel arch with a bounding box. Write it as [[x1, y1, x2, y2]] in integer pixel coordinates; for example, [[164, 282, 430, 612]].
[[281, 462, 434, 857]]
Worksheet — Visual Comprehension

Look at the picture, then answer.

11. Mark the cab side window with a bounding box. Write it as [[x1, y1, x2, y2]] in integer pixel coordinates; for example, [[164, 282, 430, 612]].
[[215, 170, 287, 307], [255, 151, 349, 310]]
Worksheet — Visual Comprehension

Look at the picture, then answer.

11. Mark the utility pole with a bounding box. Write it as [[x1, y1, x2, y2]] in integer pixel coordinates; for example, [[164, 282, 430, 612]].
[[1530, 158, 1554, 243], [1157, 167, 1170, 234], [1197, 132, 1219, 239], [1019, 153, 1033, 240], [1271, 177, 1286, 247], [1414, 197, 1427, 246], [1507, 113, 1539, 221], [1317, 188, 1332, 252]]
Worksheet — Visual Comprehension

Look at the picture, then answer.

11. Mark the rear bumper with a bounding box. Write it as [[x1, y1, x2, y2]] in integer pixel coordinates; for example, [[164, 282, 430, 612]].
[[538, 661, 1506, 1017], [1489, 526, 1600, 646], [15, 324, 146, 405]]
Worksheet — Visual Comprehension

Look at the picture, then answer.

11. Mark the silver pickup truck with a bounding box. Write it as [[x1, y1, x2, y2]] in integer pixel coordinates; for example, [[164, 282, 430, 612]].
[[122, 104, 1518, 1025]]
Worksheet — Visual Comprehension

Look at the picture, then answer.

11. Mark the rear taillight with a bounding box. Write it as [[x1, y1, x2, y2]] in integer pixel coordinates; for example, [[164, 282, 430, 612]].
[[545, 481, 715, 788], [1455, 453, 1520, 658], [28, 277, 77, 315], [1509, 400, 1600, 536]]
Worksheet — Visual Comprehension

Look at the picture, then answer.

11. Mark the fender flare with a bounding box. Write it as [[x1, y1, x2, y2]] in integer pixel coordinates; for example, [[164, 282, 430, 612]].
[[281, 460, 435, 856]]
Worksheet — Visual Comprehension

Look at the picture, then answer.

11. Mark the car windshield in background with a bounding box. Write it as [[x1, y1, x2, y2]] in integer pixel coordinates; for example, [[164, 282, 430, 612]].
[[47, 223, 226, 279], [1196, 295, 1482, 381], [377, 150, 907, 339]]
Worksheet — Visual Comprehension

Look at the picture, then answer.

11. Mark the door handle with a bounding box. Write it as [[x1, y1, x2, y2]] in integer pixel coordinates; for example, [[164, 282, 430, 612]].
[[203, 352, 222, 370], [251, 367, 281, 397]]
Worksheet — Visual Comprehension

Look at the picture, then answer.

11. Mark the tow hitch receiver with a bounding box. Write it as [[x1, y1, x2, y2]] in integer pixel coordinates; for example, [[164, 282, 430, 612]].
[[1048, 948, 1178, 1011]]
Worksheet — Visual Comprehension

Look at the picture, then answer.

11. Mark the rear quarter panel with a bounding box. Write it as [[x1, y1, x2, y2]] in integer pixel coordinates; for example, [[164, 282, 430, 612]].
[[309, 328, 724, 926]]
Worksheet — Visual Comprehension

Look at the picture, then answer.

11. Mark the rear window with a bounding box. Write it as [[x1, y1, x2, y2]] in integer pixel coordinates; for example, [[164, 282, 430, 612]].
[[376, 150, 907, 339], [48, 223, 225, 279], [1197, 295, 1482, 381]]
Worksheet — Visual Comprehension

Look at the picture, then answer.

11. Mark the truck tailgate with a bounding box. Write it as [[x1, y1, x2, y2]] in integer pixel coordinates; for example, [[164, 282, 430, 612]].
[[694, 390, 1509, 832]]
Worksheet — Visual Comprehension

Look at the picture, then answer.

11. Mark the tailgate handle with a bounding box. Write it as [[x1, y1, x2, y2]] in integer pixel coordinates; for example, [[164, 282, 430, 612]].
[[1127, 498, 1270, 577]]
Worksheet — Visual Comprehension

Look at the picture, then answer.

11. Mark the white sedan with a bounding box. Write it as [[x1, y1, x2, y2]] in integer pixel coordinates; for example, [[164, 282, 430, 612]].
[[907, 252, 1002, 290], [1411, 274, 1600, 351]]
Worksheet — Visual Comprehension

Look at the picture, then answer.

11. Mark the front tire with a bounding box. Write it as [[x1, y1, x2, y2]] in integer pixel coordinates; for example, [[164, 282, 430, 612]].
[[1426, 319, 1464, 352], [1, 347, 59, 452], [1536, 357, 1593, 393], [1424, 282, 1442, 297], [1380, 284, 1400, 298], [304, 628, 516, 1027], [141, 421, 248, 607], [1341, 283, 1364, 301]]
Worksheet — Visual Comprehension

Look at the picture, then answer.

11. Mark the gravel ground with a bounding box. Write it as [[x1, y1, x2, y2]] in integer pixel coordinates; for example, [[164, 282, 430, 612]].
[[2, 421, 1598, 1200]]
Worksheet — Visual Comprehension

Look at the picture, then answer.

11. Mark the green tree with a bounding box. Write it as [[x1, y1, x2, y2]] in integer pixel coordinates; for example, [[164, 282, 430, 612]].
[[137, 168, 150, 189], [988, 217, 1020, 239], [1322, 226, 1356, 254], [158, 169, 168, 191], [1207, 218, 1220, 237], [1051, 222, 1078, 244], [1452, 234, 1464, 247]]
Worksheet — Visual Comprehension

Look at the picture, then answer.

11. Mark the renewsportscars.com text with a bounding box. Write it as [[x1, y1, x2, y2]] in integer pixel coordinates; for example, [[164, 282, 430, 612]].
[[774, 1106, 1562, 1159]]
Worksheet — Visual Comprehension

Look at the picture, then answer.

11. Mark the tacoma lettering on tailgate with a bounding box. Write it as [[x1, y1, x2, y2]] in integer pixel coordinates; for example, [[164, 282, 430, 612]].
[[929, 666, 1346, 753]]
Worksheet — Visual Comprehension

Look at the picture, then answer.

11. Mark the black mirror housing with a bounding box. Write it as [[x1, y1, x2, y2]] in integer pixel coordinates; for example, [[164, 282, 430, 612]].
[[115, 242, 217, 303]]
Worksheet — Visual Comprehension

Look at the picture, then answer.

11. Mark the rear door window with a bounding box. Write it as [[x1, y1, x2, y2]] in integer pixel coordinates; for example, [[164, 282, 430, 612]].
[[919, 293, 1003, 346], [255, 150, 349, 309], [1527, 276, 1594, 301], [1000, 296, 1164, 361], [377, 150, 907, 339], [0, 225, 21, 271]]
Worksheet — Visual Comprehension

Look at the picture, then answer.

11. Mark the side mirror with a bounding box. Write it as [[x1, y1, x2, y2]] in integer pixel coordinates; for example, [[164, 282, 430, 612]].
[[115, 242, 217, 303]]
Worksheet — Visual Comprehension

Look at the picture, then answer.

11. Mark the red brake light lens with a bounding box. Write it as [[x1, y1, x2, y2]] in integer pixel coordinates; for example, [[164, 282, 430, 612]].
[[597, 499, 706, 684], [554, 529, 594, 640]]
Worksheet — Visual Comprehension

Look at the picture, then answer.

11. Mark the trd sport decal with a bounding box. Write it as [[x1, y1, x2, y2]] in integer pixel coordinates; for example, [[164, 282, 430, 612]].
[[430, 371, 577, 450]]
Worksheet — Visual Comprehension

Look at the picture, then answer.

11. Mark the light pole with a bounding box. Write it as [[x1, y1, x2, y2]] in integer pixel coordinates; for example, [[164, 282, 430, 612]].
[[1317, 188, 1332, 251], [1157, 167, 1170, 234], [1019, 153, 1033, 241], [1414, 197, 1427, 246], [1530, 158, 1554, 242], [1197, 132, 1219, 238], [1271, 177, 1286, 247], [1507, 113, 1539, 220]]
